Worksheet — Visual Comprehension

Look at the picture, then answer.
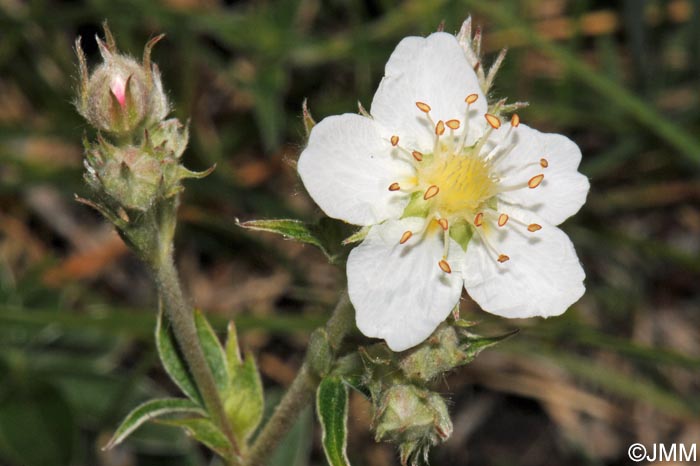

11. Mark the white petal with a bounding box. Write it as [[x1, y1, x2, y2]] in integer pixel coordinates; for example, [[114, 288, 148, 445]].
[[298, 114, 412, 226], [463, 209, 585, 319], [491, 124, 590, 225], [347, 218, 465, 351], [370, 32, 487, 151]]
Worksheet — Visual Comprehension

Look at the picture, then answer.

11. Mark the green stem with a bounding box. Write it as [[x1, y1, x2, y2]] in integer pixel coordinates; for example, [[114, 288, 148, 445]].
[[154, 252, 241, 464], [244, 292, 354, 466]]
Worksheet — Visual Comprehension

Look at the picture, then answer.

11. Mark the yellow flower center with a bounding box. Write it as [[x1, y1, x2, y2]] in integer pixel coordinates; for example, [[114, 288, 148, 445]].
[[419, 151, 496, 217]]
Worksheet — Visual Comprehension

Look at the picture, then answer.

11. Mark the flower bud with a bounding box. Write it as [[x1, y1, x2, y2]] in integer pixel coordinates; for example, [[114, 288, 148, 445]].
[[373, 384, 452, 466], [75, 24, 169, 135]]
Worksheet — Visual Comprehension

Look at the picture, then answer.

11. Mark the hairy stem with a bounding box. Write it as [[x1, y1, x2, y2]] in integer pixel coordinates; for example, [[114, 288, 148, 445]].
[[154, 251, 241, 463], [244, 292, 354, 466]]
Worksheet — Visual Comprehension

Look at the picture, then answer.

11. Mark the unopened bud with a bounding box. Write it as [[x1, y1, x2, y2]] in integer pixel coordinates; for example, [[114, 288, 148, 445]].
[[75, 24, 169, 135], [373, 385, 452, 465]]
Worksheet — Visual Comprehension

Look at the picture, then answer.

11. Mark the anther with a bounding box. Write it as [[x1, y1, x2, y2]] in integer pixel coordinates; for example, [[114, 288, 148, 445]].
[[437, 218, 448, 230], [498, 214, 509, 227], [446, 119, 460, 130], [388, 182, 400, 191], [511, 114, 520, 127], [424, 185, 440, 200], [390, 135, 399, 146], [412, 150, 423, 162], [527, 224, 542, 232], [528, 174, 544, 189], [497, 254, 510, 263], [540, 158, 549, 168], [438, 259, 452, 274], [485, 114, 501, 129], [474, 212, 483, 227], [399, 231, 413, 244], [435, 120, 445, 136], [465, 94, 479, 104], [416, 101, 431, 113]]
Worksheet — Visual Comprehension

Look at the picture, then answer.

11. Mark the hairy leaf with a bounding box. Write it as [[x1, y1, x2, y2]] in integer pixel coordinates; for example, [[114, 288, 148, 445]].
[[317, 377, 351, 466]]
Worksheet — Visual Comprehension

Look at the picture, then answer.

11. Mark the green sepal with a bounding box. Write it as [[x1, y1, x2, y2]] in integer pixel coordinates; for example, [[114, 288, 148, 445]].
[[157, 417, 234, 458], [104, 398, 205, 450], [223, 321, 264, 444], [400, 191, 431, 219], [449, 218, 473, 251], [308, 328, 334, 377], [341, 226, 369, 245], [316, 377, 351, 466]]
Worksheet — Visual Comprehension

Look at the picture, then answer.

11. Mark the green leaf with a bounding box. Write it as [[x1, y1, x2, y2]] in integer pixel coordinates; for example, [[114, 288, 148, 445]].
[[224, 321, 264, 443], [104, 398, 205, 450], [316, 376, 351, 466], [0, 383, 77, 466], [194, 309, 229, 394], [238, 218, 328, 255], [238, 217, 355, 263], [157, 417, 233, 458], [156, 307, 202, 404]]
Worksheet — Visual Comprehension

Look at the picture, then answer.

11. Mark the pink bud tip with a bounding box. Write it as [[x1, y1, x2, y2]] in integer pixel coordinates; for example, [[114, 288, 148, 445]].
[[110, 75, 127, 108]]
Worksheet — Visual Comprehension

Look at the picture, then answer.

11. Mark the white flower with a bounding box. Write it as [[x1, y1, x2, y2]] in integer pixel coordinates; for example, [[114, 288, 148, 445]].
[[298, 31, 589, 351]]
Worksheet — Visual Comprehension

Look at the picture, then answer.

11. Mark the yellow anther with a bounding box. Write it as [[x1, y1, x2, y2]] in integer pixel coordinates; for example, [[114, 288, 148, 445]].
[[540, 158, 549, 168], [528, 174, 544, 189], [484, 114, 501, 129], [424, 185, 440, 200], [412, 150, 423, 162], [465, 94, 479, 104], [390, 135, 399, 146], [438, 259, 452, 274], [474, 212, 483, 227], [437, 218, 448, 231], [511, 114, 520, 127], [527, 223, 542, 232], [399, 230, 413, 244], [416, 101, 431, 113], [388, 182, 400, 191], [435, 120, 445, 136], [497, 254, 510, 263], [446, 119, 460, 130], [498, 214, 509, 227]]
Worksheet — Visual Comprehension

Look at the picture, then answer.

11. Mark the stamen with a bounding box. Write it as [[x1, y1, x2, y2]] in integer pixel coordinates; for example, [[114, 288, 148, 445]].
[[472, 223, 510, 264], [498, 214, 509, 227], [465, 93, 479, 104], [527, 223, 542, 232], [424, 185, 440, 200], [484, 113, 501, 129], [540, 158, 549, 168], [474, 212, 484, 227], [446, 119, 460, 130], [437, 218, 449, 230], [388, 182, 401, 191], [399, 230, 413, 244], [435, 120, 445, 136], [510, 114, 520, 127], [390, 135, 399, 146], [412, 150, 423, 162], [438, 259, 452, 274], [416, 101, 431, 113], [497, 254, 510, 263], [528, 174, 544, 189]]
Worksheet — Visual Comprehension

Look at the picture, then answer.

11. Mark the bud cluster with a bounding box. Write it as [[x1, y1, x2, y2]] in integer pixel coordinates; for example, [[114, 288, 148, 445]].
[[339, 322, 509, 466], [75, 24, 211, 264]]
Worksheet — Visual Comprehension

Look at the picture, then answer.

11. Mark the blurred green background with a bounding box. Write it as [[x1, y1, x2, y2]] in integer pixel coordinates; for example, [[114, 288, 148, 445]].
[[1, 0, 699, 465]]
